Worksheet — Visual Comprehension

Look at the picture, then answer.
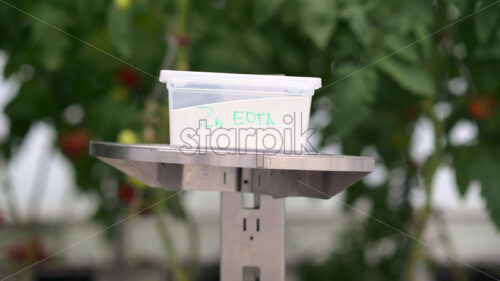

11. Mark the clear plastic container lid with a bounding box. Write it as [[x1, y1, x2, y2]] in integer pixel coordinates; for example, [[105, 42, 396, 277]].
[[159, 70, 322, 96]]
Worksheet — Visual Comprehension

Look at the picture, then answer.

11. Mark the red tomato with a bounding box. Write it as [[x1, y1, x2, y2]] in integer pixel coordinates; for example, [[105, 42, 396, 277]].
[[59, 129, 91, 159], [118, 183, 136, 206], [468, 95, 497, 120], [6, 238, 47, 264], [118, 67, 141, 88]]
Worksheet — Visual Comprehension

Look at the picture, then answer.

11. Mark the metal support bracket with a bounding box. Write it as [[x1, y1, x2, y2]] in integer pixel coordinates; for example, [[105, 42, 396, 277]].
[[220, 169, 285, 281]]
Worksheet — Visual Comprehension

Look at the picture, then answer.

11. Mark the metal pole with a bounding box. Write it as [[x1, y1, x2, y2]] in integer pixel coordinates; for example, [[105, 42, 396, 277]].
[[220, 192, 285, 281]]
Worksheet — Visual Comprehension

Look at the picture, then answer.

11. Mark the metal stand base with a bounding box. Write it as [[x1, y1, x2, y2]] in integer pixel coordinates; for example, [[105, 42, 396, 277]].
[[89, 142, 374, 281], [220, 192, 285, 281]]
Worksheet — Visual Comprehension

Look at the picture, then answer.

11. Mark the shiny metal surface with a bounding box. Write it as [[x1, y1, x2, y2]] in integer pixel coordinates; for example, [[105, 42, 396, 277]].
[[90, 141, 375, 199], [90, 141, 373, 172]]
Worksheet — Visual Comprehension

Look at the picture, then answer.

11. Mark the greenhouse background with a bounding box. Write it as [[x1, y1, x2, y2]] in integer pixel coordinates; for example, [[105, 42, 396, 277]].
[[1, 0, 500, 280]]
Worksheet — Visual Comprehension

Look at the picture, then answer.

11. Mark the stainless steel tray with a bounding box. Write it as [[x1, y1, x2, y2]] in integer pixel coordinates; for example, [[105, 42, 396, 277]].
[[90, 141, 374, 199]]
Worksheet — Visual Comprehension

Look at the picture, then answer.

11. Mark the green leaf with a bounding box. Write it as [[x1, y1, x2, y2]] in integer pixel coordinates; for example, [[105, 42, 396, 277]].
[[31, 4, 70, 70], [299, 0, 337, 49], [473, 43, 500, 60], [4, 50, 27, 78], [330, 64, 377, 137], [107, 5, 133, 58], [341, 4, 374, 47], [448, 0, 468, 12], [458, 149, 500, 230], [474, 0, 499, 44], [452, 147, 474, 196], [87, 97, 142, 140], [476, 153, 500, 229], [377, 57, 435, 97], [383, 34, 419, 63], [253, 0, 284, 24]]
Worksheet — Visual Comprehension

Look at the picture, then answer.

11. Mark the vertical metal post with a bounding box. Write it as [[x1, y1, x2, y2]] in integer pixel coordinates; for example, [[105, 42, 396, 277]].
[[220, 191, 285, 281]]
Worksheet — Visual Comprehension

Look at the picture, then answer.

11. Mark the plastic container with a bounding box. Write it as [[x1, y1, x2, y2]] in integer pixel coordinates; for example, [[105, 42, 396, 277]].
[[159, 70, 321, 152]]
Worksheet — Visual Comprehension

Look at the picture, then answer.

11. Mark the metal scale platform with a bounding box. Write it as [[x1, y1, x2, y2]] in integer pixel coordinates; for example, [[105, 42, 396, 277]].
[[90, 141, 374, 281]]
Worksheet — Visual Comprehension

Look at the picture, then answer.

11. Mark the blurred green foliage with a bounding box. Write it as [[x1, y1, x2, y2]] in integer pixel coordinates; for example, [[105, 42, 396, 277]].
[[1, 0, 500, 280]]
